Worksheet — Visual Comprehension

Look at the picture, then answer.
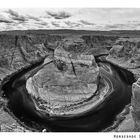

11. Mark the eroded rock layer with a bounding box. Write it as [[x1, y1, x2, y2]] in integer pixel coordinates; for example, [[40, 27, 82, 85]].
[[0, 30, 139, 131], [131, 78, 140, 131], [106, 37, 140, 79], [26, 37, 104, 116]]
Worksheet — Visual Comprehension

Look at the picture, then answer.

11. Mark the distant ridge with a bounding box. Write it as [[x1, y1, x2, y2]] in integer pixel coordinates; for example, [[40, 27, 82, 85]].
[[0, 29, 140, 37]]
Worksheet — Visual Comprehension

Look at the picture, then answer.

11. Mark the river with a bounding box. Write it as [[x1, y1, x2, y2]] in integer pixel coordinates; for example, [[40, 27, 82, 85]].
[[1, 57, 135, 132]]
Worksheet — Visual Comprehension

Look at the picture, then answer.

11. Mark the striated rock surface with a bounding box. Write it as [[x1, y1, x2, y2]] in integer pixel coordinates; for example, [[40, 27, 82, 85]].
[[106, 37, 140, 79], [105, 37, 140, 131], [0, 33, 116, 131], [26, 37, 102, 116], [0, 30, 140, 131], [110, 106, 134, 132], [0, 34, 50, 132], [81, 35, 117, 56], [0, 96, 30, 132], [131, 78, 140, 131]]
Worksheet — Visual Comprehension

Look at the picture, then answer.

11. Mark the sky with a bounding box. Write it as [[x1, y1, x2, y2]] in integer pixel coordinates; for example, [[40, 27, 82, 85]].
[[0, 8, 140, 31]]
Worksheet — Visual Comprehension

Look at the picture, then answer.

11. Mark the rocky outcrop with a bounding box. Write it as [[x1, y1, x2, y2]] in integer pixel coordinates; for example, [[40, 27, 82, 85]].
[[131, 78, 140, 131], [26, 37, 102, 116], [106, 38, 140, 79], [17, 36, 48, 63], [0, 105, 30, 132], [0, 33, 116, 131], [81, 35, 117, 56], [105, 37, 140, 131], [0, 31, 140, 132], [0, 35, 49, 81], [115, 77, 140, 132], [0, 34, 51, 132]]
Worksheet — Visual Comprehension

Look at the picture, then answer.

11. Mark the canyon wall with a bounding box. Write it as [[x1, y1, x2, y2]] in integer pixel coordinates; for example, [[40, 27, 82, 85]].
[[0, 30, 140, 131]]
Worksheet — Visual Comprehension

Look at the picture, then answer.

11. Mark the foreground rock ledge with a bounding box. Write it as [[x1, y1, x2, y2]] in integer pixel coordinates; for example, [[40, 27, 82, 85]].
[[26, 38, 109, 117], [132, 78, 140, 131]]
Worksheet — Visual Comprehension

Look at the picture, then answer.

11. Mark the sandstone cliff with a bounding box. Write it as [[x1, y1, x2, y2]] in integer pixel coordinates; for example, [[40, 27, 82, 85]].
[[0, 30, 140, 132]]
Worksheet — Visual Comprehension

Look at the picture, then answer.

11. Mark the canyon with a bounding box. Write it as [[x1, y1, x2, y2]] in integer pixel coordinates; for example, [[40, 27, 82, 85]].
[[0, 30, 140, 132]]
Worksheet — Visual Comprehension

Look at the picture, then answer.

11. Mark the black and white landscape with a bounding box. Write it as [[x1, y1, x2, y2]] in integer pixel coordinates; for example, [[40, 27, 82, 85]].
[[0, 8, 140, 132]]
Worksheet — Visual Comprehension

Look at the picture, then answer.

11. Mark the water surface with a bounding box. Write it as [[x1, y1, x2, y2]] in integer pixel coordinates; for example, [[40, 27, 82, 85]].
[[1, 60, 134, 132]]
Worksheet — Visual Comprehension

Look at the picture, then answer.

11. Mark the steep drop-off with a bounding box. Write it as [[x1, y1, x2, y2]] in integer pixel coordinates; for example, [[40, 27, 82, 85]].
[[0, 31, 139, 132]]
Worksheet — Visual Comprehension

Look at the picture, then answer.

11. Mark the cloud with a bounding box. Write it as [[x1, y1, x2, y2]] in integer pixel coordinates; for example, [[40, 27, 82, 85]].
[[65, 21, 82, 28], [27, 15, 41, 21], [46, 11, 71, 19], [1, 8, 140, 31], [34, 21, 49, 27], [104, 24, 132, 30], [51, 21, 61, 27], [105, 25, 119, 29], [39, 22, 49, 26], [79, 20, 95, 26], [26, 15, 49, 26], [6, 9, 27, 22], [0, 19, 13, 23]]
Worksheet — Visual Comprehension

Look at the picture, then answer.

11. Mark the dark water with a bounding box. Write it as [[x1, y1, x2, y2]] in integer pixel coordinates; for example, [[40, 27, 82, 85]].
[[1, 60, 135, 132]]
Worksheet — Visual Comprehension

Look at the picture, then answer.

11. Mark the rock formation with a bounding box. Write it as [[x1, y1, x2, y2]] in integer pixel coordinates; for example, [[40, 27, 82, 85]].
[[107, 38, 140, 79], [131, 78, 140, 131], [0, 34, 50, 132], [0, 30, 140, 131], [26, 37, 103, 116]]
